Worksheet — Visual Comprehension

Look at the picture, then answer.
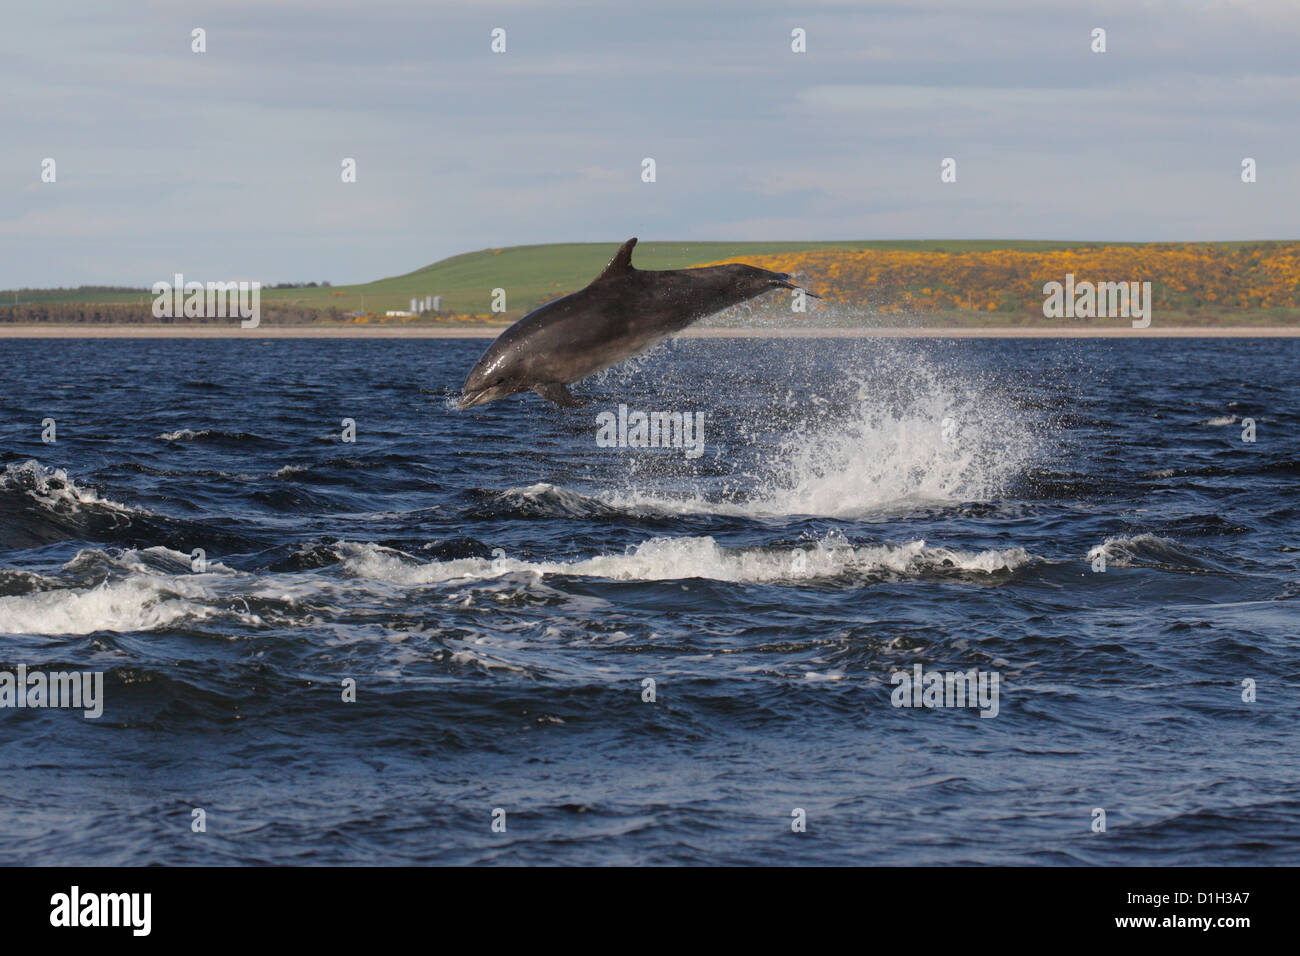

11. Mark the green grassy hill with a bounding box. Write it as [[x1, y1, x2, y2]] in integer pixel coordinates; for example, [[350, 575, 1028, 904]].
[[281, 239, 1147, 316], [4, 239, 1153, 318]]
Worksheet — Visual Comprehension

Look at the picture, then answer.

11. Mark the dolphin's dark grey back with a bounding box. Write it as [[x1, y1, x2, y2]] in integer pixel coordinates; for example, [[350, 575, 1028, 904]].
[[458, 237, 817, 409]]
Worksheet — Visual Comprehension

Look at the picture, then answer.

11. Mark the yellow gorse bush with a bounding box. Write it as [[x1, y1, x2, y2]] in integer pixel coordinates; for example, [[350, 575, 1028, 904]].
[[698, 243, 1300, 313]]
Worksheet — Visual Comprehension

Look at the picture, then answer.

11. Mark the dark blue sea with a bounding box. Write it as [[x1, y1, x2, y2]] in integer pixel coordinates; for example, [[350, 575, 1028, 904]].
[[1, 335, 1297, 865]]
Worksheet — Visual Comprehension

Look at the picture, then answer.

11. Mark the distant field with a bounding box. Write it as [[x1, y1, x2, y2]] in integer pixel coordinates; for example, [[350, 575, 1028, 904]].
[[332, 239, 1153, 317], [0, 239, 1163, 316], [4, 239, 1297, 324]]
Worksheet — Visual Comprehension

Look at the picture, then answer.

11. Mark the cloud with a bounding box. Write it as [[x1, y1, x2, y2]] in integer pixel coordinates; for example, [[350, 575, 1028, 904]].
[[1, 0, 1298, 286]]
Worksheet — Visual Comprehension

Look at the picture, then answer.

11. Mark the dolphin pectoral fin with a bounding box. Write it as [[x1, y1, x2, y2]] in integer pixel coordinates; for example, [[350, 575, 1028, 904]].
[[532, 383, 586, 407]]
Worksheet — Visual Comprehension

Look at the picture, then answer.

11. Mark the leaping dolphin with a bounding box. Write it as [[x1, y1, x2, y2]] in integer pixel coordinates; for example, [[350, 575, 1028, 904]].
[[457, 238, 819, 409]]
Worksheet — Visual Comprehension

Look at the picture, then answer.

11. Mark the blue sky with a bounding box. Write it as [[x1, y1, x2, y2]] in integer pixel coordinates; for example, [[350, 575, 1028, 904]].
[[2, 0, 1297, 287]]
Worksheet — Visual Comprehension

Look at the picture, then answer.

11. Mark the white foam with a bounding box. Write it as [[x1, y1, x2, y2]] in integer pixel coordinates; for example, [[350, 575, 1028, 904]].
[[336, 535, 1036, 586], [0, 577, 212, 636], [0, 547, 249, 636], [0, 460, 138, 514], [0, 532, 1037, 636], [156, 428, 206, 441]]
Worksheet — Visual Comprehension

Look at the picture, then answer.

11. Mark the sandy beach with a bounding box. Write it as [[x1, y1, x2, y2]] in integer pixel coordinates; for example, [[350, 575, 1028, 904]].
[[3, 324, 1299, 339]]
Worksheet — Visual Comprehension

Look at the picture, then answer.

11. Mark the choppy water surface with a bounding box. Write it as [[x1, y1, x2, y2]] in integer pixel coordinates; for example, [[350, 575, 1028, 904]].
[[0, 336, 1297, 864]]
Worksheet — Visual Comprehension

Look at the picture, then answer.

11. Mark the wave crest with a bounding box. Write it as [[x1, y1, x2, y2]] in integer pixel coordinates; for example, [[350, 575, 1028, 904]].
[[337, 535, 1037, 586], [1087, 534, 1203, 570]]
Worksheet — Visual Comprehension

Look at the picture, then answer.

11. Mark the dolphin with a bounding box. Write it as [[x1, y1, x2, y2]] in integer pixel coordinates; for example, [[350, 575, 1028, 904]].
[[457, 238, 819, 409]]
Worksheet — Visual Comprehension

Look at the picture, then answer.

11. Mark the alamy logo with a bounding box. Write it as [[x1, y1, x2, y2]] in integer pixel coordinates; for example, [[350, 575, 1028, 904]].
[[1042, 273, 1152, 329], [596, 404, 705, 459], [151, 273, 261, 328], [0, 665, 103, 718], [890, 663, 1000, 718], [50, 886, 150, 936]]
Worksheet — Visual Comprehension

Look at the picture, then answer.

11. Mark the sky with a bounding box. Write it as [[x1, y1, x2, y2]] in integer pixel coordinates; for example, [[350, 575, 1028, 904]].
[[2, 0, 1298, 288]]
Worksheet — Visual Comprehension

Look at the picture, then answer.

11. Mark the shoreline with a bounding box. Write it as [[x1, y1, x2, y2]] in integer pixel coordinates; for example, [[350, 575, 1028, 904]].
[[1, 324, 1300, 339]]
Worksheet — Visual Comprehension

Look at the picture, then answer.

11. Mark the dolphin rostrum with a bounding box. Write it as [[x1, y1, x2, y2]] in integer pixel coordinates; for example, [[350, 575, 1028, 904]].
[[457, 238, 819, 409]]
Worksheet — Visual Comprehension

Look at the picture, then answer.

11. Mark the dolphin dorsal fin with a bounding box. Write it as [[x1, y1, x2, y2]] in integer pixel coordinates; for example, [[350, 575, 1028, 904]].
[[595, 238, 637, 281]]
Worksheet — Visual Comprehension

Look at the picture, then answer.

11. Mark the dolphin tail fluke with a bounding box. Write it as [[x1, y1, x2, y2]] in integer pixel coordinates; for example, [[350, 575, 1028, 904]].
[[533, 383, 586, 407]]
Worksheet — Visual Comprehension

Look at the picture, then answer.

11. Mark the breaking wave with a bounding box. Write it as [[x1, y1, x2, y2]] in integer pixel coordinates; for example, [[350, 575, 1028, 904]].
[[0, 460, 139, 515], [1086, 534, 1204, 571], [0, 576, 215, 636], [0, 533, 1037, 636], [336, 535, 1038, 586]]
